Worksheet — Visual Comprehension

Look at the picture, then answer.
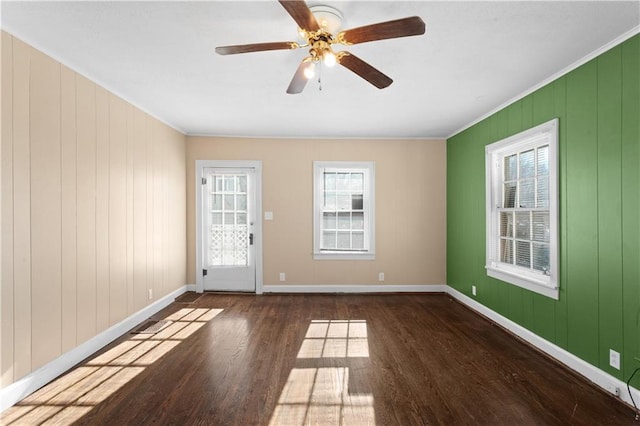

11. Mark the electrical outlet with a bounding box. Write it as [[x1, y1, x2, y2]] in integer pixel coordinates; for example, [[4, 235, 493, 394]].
[[279, 272, 286, 281], [378, 272, 385, 282], [472, 285, 477, 296], [148, 289, 153, 300], [609, 349, 620, 370]]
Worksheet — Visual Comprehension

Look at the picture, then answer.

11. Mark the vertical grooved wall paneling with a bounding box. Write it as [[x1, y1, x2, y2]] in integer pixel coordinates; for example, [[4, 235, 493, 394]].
[[60, 64, 77, 353], [566, 60, 599, 365], [1, 29, 15, 387], [0, 31, 186, 389], [126, 105, 134, 315], [30, 48, 63, 371], [95, 85, 110, 333], [446, 34, 640, 383], [596, 46, 623, 376], [108, 94, 127, 325], [11, 37, 32, 380], [76, 75, 98, 344], [620, 35, 639, 375]]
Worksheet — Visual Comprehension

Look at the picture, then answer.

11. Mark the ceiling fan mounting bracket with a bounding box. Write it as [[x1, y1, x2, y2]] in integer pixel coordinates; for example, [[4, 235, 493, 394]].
[[308, 5, 344, 34]]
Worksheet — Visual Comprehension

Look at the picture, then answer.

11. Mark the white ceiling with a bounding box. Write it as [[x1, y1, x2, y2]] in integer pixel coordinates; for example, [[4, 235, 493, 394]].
[[1, 1, 638, 139]]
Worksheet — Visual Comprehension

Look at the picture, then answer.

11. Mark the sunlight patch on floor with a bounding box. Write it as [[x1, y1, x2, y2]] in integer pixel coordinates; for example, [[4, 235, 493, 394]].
[[1, 307, 223, 425], [270, 320, 375, 425]]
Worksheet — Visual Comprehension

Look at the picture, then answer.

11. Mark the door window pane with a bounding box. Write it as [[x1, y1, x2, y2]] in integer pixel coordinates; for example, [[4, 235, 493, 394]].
[[224, 176, 235, 192], [237, 175, 247, 193], [224, 195, 234, 210], [212, 212, 222, 225], [208, 172, 251, 267], [237, 194, 247, 211], [212, 194, 222, 210]]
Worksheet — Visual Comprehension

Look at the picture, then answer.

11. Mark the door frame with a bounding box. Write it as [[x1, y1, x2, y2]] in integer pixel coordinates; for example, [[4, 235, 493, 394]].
[[195, 160, 263, 294]]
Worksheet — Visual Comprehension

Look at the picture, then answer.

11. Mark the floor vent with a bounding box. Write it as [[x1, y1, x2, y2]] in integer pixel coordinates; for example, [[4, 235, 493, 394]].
[[175, 292, 202, 304], [131, 319, 172, 334]]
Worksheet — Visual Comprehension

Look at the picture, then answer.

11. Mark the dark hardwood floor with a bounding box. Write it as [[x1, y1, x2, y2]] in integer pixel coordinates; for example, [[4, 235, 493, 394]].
[[2, 293, 636, 425]]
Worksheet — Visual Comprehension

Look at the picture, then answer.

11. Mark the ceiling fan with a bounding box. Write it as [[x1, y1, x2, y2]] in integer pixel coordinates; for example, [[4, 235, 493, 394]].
[[215, 0, 426, 94]]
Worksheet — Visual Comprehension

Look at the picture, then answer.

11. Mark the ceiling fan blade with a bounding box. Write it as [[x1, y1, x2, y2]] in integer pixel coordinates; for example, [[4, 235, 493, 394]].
[[287, 59, 312, 94], [279, 0, 320, 32], [215, 42, 298, 55], [337, 52, 393, 89], [337, 16, 425, 45]]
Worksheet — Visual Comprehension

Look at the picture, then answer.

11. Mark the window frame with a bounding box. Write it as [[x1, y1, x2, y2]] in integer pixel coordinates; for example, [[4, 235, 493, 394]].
[[313, 161, 375, 260], [485, 118, 559, 299]]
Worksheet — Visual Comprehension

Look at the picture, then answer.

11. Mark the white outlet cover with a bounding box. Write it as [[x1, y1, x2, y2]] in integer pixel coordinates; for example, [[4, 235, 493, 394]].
[[609, 349, 620, 370], [279, 272, 286, 281], [265, 211, 274, 220]]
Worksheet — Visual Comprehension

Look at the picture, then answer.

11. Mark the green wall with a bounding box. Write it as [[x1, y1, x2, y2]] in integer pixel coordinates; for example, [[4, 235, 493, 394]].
[[447, 34, 639, 384]]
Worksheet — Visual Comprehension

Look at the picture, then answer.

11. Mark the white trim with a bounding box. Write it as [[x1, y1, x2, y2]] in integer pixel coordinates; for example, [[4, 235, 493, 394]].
[[313, 161, 376, 260], [485, 118, 559, 300], [446, 286, 640, 409], [262, 284, 446, 293], [0, 285, 189, 413], [448, 25, 640, 139], [195, 160, 263, 294]]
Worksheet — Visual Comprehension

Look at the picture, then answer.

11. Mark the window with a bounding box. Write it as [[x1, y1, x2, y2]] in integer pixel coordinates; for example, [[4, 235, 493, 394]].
[[313, 161, 375, 260], [485, 118, 559, 299]]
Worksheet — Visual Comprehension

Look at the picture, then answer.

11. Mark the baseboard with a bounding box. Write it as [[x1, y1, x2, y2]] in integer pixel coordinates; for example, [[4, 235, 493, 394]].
[[262, 284, 447, 293], [186, 283, 196, 292], [446, 286, 640, 409], [0, 285, 189, 413]]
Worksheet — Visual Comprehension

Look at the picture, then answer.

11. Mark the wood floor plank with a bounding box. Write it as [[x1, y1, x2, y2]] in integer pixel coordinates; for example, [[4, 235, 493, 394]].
[[2, 294, 636, 425]]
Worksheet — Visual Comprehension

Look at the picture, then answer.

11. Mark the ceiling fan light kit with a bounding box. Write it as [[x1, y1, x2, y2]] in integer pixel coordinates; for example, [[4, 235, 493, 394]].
[[215, 0, 426, 94]]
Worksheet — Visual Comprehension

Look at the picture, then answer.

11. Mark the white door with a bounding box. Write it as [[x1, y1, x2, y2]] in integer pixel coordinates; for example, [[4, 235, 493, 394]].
[[202, 167, 256, 292]]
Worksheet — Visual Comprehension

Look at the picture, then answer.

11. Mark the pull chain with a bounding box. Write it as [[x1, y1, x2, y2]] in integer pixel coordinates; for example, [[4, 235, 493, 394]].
[[318, 61, 322, 91]]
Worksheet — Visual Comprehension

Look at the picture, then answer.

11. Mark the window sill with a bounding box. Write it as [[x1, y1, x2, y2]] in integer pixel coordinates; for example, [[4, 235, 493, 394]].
[[314, 251, 375, 261], [486, 265, 558, 300]]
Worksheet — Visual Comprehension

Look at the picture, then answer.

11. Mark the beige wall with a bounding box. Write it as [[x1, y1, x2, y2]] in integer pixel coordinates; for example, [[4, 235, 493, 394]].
[[0, 32, 187, 388], [187, 137, 446, 287]]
